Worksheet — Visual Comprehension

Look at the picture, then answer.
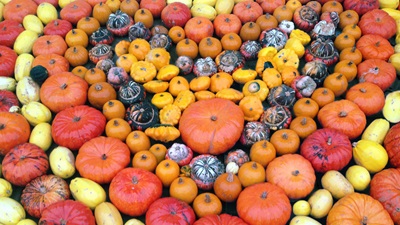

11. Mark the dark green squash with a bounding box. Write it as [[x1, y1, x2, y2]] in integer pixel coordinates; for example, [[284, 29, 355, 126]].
[[118, 80, 146, 105], [260, 105, 292, 131], [267, 84, 296, 108], [30, 65, 49, 86], [125, 100, 159, 131]]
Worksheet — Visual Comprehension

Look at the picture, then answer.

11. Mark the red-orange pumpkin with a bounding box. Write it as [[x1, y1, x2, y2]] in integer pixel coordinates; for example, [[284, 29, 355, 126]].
[[384, 123, 400, 168], [109, 167, 163, 216], [32, 35, 68, 57], [2, 0, 38, 23], [233, 1, 264, 24], [146, 197, 196, 225], [39, 200, 95, 225], [51, 105, 106, 151], [31, 54, 70, 77], [40, 72, 88, 113], [326, 193, 394, 225], [370, 168, 400, 224], [357, 59, 397, 91], [184, 17, 214, 44], [266, 154, 316, 200], [75, 136, 131, 184], [179, 98, 244, 155], [356, 34, 394, 61], [236, 182, 291, 225], [60, 0, 92, 25], [357, 9, 396, 40], [0, 112, 30, 156], [345, 82, 385, 116], [193, 213, 248, 225], [2, 143, 49, 186], [317, 99, 366, 140]]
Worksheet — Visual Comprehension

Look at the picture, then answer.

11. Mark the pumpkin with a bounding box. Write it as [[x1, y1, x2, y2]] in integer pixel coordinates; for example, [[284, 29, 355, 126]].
[[0, 20, 25, 48], [64, 46, 89, 67], [343, 0, 379, 16], [192, 192, 222, 218], [237, 182, 291, 225], [213, 14, 242, 38], [0, 112, 30, 156], [107, 10, 134, 36], [161, 2, 191, 29], [146, 197, 196, 225], [259, 28, 288, 51], [257, 0, 285, 14], [32, 35, 68, 57], [293, 98, 319, 118], [318, 100, 366, 140], [149, 33, 173, 50], [300, 128, 352, 173], [256, 13, 279, 31], [326, 193, 394, 225], [290, 116, 317, 139], [109, 168, 163, 216], [267, 84, 296, 108], [266, 154, 316, 199], [125, 101, 159, 131], [225, 149, 250, 167], [107, 67, 129, 89], [40, 72, 88, 113], [239, 95, 264, 122], [134, 8, 154, 29], [293, 6, 319, 32], [193, 213, 248, 225], [2, 143, 49, 187], [31, 54, 70, 77], [0, 90, 18, 112], [21, 175, 70, 218], [384, 123, 400, 168], [51, 105, 106, 150], [358, 9, 396, 39], [39, 200, 95, 225], [76, 17, 100, 36], [370, 168, 400, 224], [190, 155, 225, 190], [213, 172, 242, 203], [75, 136, 130, 184], [145, 48, 171, 71], [179, 98, 244, 155], [323, 73, 348, 97], [0, 46, 17, 78], [356, 34, 394, 61], [3, 0, 38, 24], [184, 17, 214, 44], [357, 59, 397, 91], [345, 82, 385, 116], [60, 0, 92, 25], [233, 1, 263, 24]]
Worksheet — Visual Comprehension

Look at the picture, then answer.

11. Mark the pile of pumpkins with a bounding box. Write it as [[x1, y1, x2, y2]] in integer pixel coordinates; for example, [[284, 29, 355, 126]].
[[1, 0, 400, 224]]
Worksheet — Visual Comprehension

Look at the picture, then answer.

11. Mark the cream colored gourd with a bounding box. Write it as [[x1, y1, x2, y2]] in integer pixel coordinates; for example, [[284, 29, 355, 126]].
[[307, 189, 333, 219], [383, 90, 400, 123], [321, 170, 354, 199], [215, 0, 234, 14], [14, 53, 34, 82], [16, 219, 37, 225], [16, 76, 40, 105], [49, 146, 76, 179], [382, 8, 400, 20], [70, 177, 106, 209], [191, 3, 217, 21], [29, 123, 52, 151], [192, 0, 216, 6], [22, 15, 44, 35], [379, 0, 399, 9], [21, 101, 52, 126], [58, 0, 76, 8], [167, 0, 192, 7], [289, 216, 322, 225], [0, 197, 26, 225], [0, 178, 12, 197], [14, 30, 39, 54], [0, 77, 17, 91], [389, 52, 400, 73], [95, 202, 123, 225], [345, 165, 371, 191], [361, 118, 390, 145], [124, 219, 145, 225], [353, 139, 388, 173], [37, 2, 58, 25], [292, 200, 311, 216]]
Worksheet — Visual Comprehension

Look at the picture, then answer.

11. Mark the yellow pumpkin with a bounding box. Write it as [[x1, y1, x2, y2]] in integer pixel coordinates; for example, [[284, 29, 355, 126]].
[[290, 29, 311, 45], [262, 68, 282, 89], [143, 80, 169, 94], [130, 61, 157, 83], [238, 96, 264, 121], [242, 79, 269, 101], [145, 125, 181, 142], [49, 146, 76, 179], [353, 140, 388, 173], [129, 38, 151, 61], [145, 48, 171, 70], [115, 40, 131, 57], [168, 76, 190, 97], [258, 46, 278, 58], [156, 64, 180, 81], [116, 54, 137, 73], [232, 68, 258, 84], [255, 55, 276, 75], [379, 0, 399, 9], [209, 72, 233, 93], [216, 88, 244, 103], [194, 90, 216, 101], [173, 89, 196, 111], [189, 76, 211, 92], [151, 92, 174, 109], [159, 104, 181, 126], [284, 38, 305, 58], [273, 48, 300, 72]]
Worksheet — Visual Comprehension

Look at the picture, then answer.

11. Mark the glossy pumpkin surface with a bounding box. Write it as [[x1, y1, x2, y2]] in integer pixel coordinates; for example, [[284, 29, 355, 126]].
[[146, 197, 196, 225], [0, 112, 31, 156]]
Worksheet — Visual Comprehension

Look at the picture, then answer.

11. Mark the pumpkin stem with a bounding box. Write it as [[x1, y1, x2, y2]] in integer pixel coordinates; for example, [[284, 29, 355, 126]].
[[132, 176, 138, 184], [73, 116, 81, 122], [210, 115, 217, 121], [39, 185, 47, 194], [141, 154, 148, 160], [205, 194, 211, 203], [178, 177, 184, 184], [49, 59, 56, 65], [113, 119, 119, 126], [206, 38, 213, 46], [361, 216, 368, 225], [227, 172, 234, 182], [101, 153, 107, 160], [252, 162, 258, 169], [339, 111, 347, 117], [60, 219, 67, 225], [282, 133, 288, 140], [0, 124, 4, 130], [375, 41, 380, 47], [359, 88, 366, 93], [60, 83, 68, 89], [95, 83, 103, 91], [260, 191, 268, 199], [327, 137, 332, 145], [292, 170, 300, 176], [301, 117, 307, 125]]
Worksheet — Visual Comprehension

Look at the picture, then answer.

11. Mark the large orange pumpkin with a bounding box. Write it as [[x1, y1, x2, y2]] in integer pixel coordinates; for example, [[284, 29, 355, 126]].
[[327, 193, 394, 225], [0, 112, 30, 156], [75, 136, 131, 184], [179, 98, 244, 155]]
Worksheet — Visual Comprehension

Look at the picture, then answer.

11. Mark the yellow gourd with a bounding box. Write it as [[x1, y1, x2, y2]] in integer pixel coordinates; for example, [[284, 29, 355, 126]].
[[159, 104, 181, 126], [151, 92, 174, 109], [242, 79, 269, 101], [215, 0, 234, 14], [238, 96, 264, 121], [145, 125, 181, 142], [190, 3, 217, 21], [130, 61, 157, 83], [321, 170, 354, 199], [156, 64, 180, 81], [143, 80, 169, 94], [361, 118, 390, 145], [232, 68, 258, 84], [383, 90, 400, 123], [216, 88, 244, 103], [173, 89, 196, 111], [352, 140, 388, 173], [69, 177, 106, 210]]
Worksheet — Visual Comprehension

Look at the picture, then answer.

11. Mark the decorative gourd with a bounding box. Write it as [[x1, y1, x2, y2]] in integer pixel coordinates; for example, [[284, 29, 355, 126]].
[[90, 27, 114, 46], [240, 40, 262, 60], [260, 105, 292, 131], [301, 61, 329, 86], [310, 20, 336, 40], [304, 38, 339, 66], [145, 48, 171, 71], [31, 54, 69, 77], [343, 0, 379, 16], [293, 6, 319, 32], [2, 143, 49, 187], [370, 168, 400, 224], [326, 193, 393, 225], [128, 22, 151, 41], [320, 11, 340, 27], [125, 101, 159, 131], [215, 50, 245, 74], [145, 124, 181, 143], [39, 200, 95, 225], [107, 67, 129, 89], [240, 121, 270, 146], [267, 84, 296, 108], [193, 57, 218, 77], [384, 123, 400, 168], [291, 75, 317, 98], [166, 143, 193, 167], [0, 91, 19, 112], [300, 128, 352, 173], [149, 33, 172, 50], [107, 10, 134, 36], [75, 136, 131, 184], [179, 98, 244, 155], [89, 44, 113, 64], [266, 154, 316, 199], [345, 82, 385, 116], [175, 56, 194, 75], [190, 155, 225, 190], [21, 175, 70, 218], [259, 28, 288, 50], [117, 80, 146, 105], [225, 149, 250, 167], [193, 213, 248, 225], [236, 182, 291, 225]]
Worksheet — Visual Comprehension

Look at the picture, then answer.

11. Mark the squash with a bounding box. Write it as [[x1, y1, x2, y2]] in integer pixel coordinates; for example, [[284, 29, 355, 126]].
[[13, 30, 39, 55], [29, 122, 52, 151], [0, 178, 12, 197], [0, 77, 17, 92], [21, 102, 52, 126], [321, 170, 354, 199], [383, 90, 400, 123], [14, 53, 34, 82], [94, 202, 123, 225], [0, 197, 26, 224], [289, 216, 322, 225], [69, 177, 106, 210], [353, 140, 388, 173], [49, 146, 76, 179], [16, 76, 40, 105], [22, 15, 44, 35], [145, 124, 181, 143], [345, 165, 371, 191], [190, 3, 217, 21], [307, 189, 333, 219], [215, 0, 234, 14], [361, 118, 390, 145]]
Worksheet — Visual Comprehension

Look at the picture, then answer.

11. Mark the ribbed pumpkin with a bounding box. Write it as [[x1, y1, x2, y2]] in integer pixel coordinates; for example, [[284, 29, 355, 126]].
[[384, 123, 400, 168]]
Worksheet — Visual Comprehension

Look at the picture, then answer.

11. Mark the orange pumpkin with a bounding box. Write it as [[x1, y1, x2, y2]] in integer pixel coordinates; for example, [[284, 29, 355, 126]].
[[213, 173, 242, 203], [0, 112, 31, 156], [32, 35, 68, 56], [249, 140, 276, 168], [192, 193, 222, 218], [32, 54, 70, 77], [238, 161, 266, 187], [357, 58, 397, 91], [345, 82, 385, 116], [269, 129, 300, 155], [179, 98, 244, 155]]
